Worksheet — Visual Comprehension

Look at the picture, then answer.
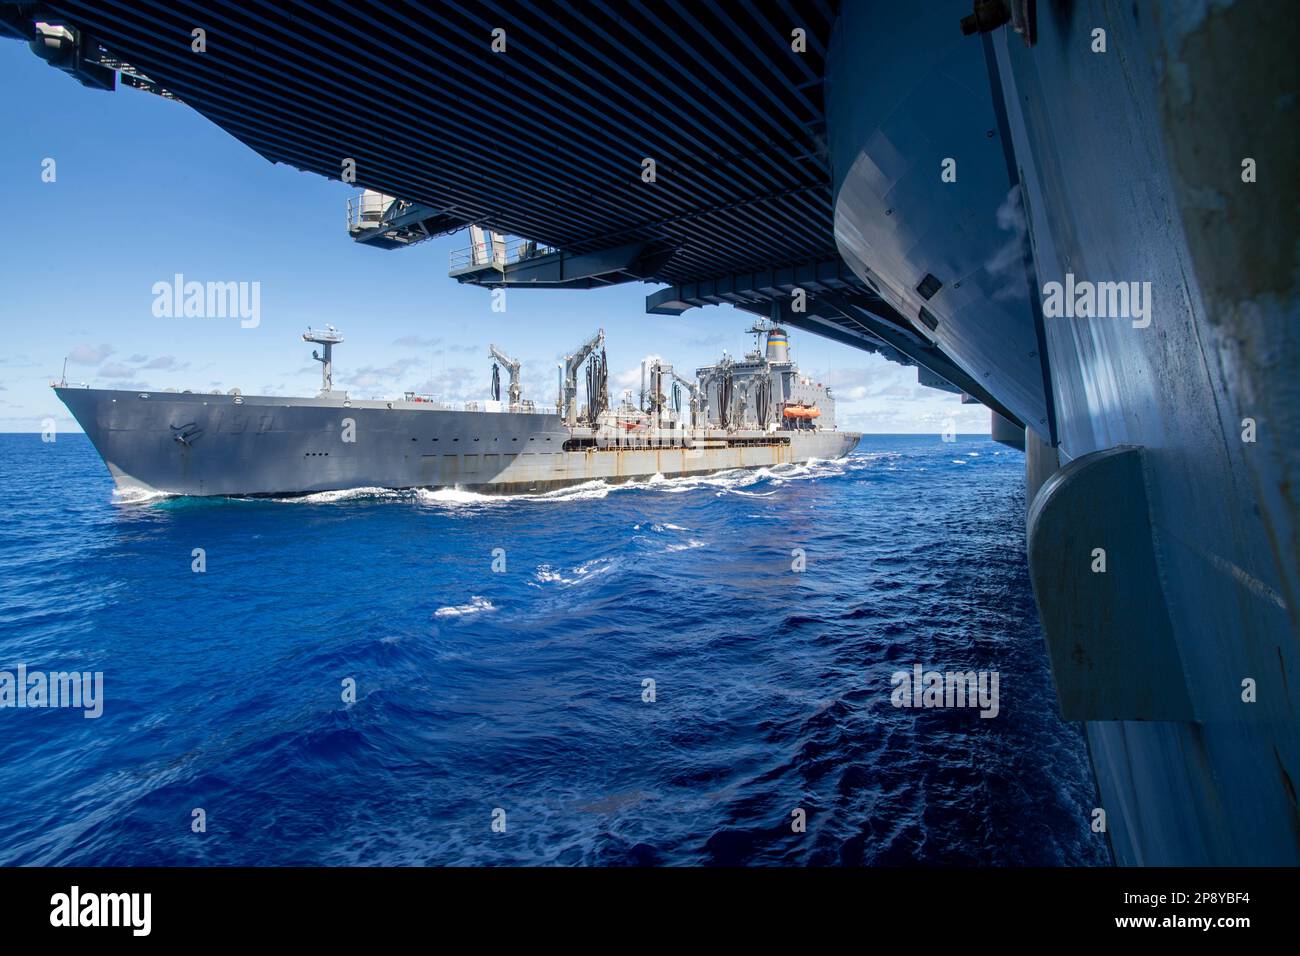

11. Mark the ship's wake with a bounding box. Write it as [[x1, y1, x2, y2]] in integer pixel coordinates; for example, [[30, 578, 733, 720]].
[[411, 457, 871, 510], [144, 452, 887, 509]]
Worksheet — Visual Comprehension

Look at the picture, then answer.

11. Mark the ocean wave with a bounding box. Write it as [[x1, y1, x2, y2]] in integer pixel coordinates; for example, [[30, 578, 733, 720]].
[[278, 486, 408, 504], [416, 486, 501, 506], [0, 433, 1107, 867], [233, 456, 865, 511], [665, 539, 707, 552], [433, 596, 495, 617], [529, 558, 616, 587], [534, 480, 614, 502]]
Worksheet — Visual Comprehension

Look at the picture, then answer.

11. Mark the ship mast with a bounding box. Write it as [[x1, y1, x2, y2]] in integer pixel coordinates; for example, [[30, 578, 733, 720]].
[[303, 326, 344, 395]]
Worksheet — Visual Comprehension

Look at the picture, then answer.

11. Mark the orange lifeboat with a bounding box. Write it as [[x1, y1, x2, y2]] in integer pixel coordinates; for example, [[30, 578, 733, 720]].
[[782, 403, 820, 420]]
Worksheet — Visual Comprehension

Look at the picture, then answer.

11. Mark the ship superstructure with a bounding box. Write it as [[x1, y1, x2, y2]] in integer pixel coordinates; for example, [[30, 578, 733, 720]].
[[694, 323, 835, 433], [53, 325, 858, 498]]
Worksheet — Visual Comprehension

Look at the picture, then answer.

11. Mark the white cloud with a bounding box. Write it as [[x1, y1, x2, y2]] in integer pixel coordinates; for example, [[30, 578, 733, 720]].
[[614, 354, 662, 391], [407, 366, 481, 402], [69, 343, 114, 365], [340, 357, 425, 391]]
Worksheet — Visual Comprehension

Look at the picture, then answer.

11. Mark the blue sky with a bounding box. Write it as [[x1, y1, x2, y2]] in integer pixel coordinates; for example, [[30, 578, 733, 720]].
[[0, 40, 990, 434]]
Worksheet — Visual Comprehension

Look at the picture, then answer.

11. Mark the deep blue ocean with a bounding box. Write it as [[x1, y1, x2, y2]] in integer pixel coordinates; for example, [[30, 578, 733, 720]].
[[0, 432, 1109, 866]]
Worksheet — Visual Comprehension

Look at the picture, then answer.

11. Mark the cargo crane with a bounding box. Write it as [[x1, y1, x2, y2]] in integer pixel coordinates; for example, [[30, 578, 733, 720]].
[[559, 329, 604, 427], [645, 360, 669, 427], [646, 359, 702, 430], [668, 368, 703, 428], [488, 344, 522, 406]]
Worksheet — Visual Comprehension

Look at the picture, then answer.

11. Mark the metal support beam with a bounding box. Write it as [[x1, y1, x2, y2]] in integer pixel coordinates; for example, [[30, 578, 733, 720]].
[[452, 241, 660, 288]]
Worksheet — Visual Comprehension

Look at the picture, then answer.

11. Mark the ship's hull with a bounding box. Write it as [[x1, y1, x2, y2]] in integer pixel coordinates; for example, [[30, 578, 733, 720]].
[[55, 387, 859, 497], [827, 1, 1299, 865], [990, 1, 1299, 868]]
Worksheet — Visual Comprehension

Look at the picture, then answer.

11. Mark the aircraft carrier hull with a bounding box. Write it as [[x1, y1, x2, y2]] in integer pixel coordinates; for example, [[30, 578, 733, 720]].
[[827, 1, 1299, 865], [55, 387, 859, 497]]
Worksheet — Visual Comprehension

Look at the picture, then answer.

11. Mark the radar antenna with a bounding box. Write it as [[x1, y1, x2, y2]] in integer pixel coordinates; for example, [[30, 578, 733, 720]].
[[746, 317, 774, 355]]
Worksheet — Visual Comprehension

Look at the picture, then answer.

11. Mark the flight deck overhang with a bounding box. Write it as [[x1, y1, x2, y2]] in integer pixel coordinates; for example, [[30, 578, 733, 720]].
[[450, 240, 672, 289], [647, 265, 1023, 428], [8, 0, 1018, 427]]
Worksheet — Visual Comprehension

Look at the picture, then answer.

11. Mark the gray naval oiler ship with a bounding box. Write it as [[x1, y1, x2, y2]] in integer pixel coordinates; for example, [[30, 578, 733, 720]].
[[54, 324, 858, 497]]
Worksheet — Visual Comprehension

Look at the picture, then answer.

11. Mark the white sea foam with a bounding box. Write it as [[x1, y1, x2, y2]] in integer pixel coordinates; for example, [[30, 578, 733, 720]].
[[286, 486, 401, 504], [535, 480, 613, 502], [533, 565, 567, 585], [112, 487, 174, 505], [433, 596, 495, 617], [645, 522, 691, 533], [529, 558, 615, 587], [573, 558, 614, 578], [665, 539, 707, 552], [258, 454, 864, 511], [416, 486, 500, 506]]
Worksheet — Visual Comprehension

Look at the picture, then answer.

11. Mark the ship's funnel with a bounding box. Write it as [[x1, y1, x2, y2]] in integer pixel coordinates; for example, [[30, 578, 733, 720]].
[[765, 326, 790, 363]]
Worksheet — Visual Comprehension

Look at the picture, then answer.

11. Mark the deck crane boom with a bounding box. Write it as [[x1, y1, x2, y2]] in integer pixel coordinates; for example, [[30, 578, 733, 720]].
[[561, 328, 604, 427], [669, 367, 703, 427], [488, 344, 522, 405]]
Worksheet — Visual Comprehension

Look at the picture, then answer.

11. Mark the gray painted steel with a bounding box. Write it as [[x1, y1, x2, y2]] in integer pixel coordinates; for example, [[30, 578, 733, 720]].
[[55, 386, 857, 497], [829, 0, 1299, 865], [1027, 446, 1195, 721]]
